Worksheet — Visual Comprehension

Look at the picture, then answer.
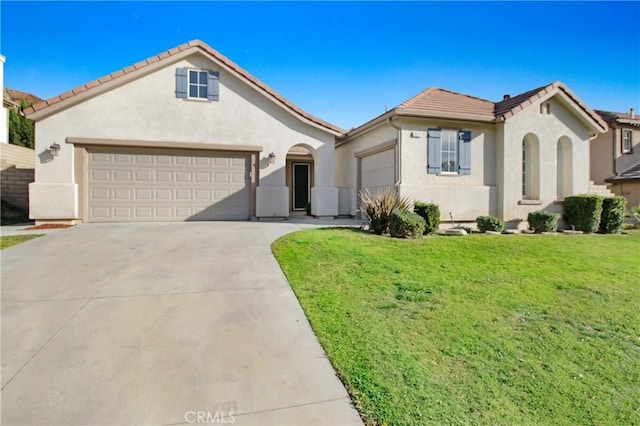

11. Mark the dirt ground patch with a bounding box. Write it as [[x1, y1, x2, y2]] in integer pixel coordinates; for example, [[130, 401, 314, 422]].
[[23, 224, 74, 230]]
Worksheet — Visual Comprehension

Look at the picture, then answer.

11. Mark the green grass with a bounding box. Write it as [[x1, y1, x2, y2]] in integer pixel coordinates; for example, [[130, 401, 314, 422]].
[[272, 229, 640, 425], [0, 234, 43, 249]]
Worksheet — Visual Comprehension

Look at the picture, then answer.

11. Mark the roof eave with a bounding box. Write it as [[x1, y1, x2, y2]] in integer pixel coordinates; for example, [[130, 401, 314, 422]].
[[25, 47, 198, 121], [25, 41, 344, 136], [498, 84, 608, 134], [337, 108, 496, 146], [612, 118, 640, 127], [337, 110, 396, 145], [396, 109, 496, 123], [605, 176, 640, 183]]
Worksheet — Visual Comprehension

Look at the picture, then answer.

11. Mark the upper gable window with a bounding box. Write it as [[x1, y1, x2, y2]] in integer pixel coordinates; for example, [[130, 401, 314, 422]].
[[622, 129, 633, 154], [189, 70, 209, 99], [175, 67, 219, 101]]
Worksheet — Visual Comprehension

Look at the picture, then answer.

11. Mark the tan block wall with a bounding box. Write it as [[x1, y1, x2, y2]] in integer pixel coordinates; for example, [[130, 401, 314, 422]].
[[1, 166, 35, 210], [0, 143, 35, 169]]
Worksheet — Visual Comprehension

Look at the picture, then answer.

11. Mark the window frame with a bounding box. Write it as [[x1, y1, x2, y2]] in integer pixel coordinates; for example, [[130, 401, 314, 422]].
[[187, 69, 209, 100], [440, 129, 458, 174], [522, 139, 530, 199], [622, 129, 633, 154], [426, 128, 471, 175]]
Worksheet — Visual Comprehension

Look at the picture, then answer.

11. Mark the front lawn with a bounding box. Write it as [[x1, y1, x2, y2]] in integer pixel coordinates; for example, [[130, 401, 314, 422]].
[[0, 234, 43, 249], [272, 229, 640, 425]]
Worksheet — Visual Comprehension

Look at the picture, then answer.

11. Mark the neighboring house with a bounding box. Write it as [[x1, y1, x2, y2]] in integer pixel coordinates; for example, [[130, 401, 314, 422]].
[[591, 109, 640, 208], [337, 83, 607, 226], [24, 40, 608, 225], [25, 40, 343, 223]]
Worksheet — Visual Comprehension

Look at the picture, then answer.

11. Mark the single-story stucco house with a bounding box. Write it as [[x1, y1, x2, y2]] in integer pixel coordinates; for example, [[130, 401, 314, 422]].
[[25, 40, 608, 226]]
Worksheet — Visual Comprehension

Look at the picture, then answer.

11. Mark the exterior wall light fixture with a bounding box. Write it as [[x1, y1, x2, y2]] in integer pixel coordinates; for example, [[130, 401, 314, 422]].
[[268, 152, 276, 164], [49, 143, 61, 157]]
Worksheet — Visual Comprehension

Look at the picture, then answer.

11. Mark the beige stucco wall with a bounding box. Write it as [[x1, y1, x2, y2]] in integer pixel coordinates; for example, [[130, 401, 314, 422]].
[[614, 126, 640, 174], [335, 117, 498, 221], [30, 51, 338, 221], [590, 131, 614, 184], [337, 92, 598, 225], [396, 117, 497, 221], [498, 95, 593, 223], [335, 123, 397, 215]]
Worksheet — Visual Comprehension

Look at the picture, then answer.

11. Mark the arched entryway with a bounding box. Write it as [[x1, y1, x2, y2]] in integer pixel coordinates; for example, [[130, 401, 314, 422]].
[[286, 145, 315, 214]]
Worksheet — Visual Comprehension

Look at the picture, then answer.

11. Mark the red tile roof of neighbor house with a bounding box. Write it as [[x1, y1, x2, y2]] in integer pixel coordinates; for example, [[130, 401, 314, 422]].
[[24, 40, 345, 135], [595, 109, 640, 127]]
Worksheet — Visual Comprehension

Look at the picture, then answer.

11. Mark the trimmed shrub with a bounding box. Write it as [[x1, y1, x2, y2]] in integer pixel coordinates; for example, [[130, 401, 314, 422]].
[[389, 209, 426, 238], [304, 202, 311, 216], [359, 188, 411, 235], [527, 210, 559, 233], [563, 194, 603, 233], [599, 197, 626, 233], [476, 215, 505, 233], [414, 202, 440, 234]]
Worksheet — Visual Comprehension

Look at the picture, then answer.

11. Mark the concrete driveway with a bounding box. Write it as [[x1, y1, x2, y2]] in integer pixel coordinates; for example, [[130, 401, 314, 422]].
[[1, 221, 363, 425]]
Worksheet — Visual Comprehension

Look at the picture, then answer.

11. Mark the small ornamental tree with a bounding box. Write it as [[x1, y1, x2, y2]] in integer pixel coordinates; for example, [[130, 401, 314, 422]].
[[8, 101, 35, 149]]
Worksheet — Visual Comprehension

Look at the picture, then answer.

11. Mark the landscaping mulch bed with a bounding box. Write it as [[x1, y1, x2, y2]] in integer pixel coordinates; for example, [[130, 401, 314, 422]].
[[22, 224, 74, 230]]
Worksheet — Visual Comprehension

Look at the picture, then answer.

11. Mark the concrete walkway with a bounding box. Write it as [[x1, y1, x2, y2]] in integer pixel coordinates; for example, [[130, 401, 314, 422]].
[[1, 220, 362, 425]]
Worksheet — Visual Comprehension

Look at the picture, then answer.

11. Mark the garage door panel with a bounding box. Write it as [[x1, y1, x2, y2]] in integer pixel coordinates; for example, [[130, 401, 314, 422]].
[[114, 207, 133, 218], [92, 170, 110, 181], [88, 150, 250, 222]]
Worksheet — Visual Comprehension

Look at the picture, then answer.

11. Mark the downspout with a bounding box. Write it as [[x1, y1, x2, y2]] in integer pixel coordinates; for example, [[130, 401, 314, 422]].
[[387, 117, 402, 192]]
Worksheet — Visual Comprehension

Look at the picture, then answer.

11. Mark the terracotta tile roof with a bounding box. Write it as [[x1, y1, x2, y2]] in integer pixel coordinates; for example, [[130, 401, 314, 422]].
[[605, 162, 640, 182], [341, 81, 607, 141], [24, 40, 344, 135], [595, 109, 640, 127], [397, 87, 495, 120], [493, 85, 549, 117], [494, 81, 608, 131]]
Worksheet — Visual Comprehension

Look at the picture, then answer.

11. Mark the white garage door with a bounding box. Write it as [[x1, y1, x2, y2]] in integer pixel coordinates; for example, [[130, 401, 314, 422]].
[[360, 148, 396, 196], [88, 149, 250, 222]]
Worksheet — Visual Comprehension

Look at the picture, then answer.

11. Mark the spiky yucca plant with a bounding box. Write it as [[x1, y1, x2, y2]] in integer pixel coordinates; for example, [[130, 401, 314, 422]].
[[358, 188, 411, 235]]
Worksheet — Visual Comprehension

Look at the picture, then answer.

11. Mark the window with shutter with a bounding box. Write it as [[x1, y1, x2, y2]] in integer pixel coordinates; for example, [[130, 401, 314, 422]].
[[175, 68, 219, 101], [427, 129, 472, 175], [207, 71, 220, 101], [458, 131, 472, 175], [427, 129, 442, 174], [175, 68, 187, 99]]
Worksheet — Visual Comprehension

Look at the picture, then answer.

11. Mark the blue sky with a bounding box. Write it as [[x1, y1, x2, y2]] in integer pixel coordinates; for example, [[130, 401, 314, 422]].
[[1, 1, 639, 129]]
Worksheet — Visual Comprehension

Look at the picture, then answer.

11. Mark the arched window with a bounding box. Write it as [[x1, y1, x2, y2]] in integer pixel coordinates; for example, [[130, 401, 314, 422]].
[[522, 140, 529, 197], [522, 134, 540, 199], [557, 137, 573, 199]]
